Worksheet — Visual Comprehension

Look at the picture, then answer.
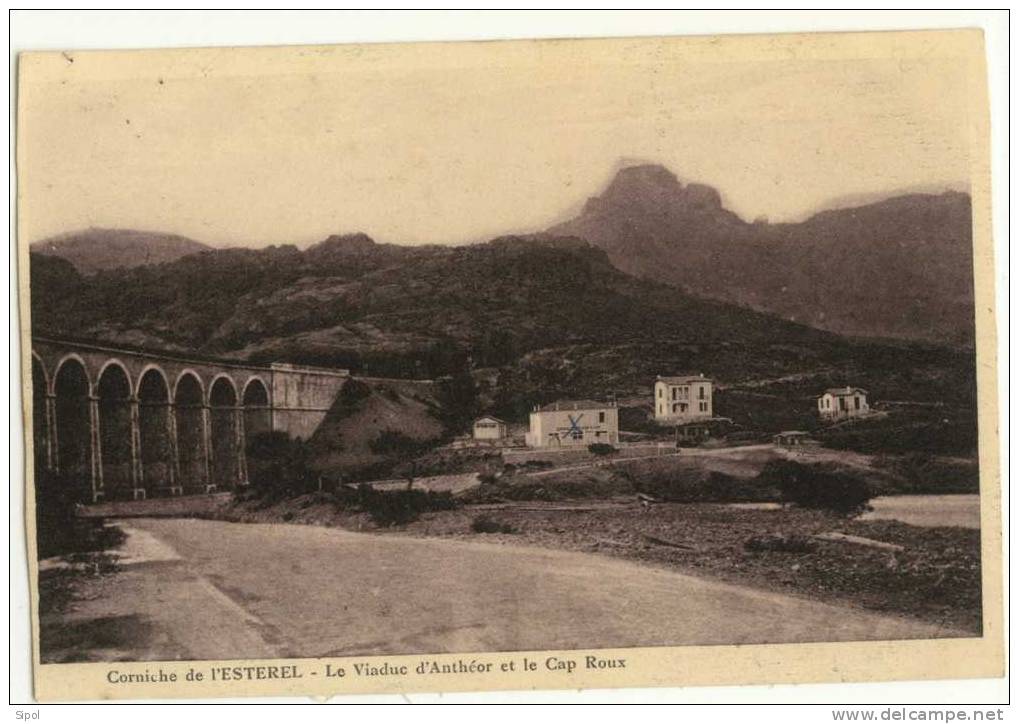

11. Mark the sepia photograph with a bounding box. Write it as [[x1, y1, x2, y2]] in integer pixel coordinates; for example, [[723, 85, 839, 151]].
[[13, 14, 1004, 703]]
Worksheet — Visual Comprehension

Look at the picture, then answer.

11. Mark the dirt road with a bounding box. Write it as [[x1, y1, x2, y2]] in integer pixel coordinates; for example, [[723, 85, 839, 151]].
[[42, 518, 964, 662]]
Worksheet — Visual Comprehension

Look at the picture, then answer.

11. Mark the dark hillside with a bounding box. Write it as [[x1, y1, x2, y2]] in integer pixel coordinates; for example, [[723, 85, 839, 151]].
[[550, 164, 974, 345], [30, 233, 833, 375]]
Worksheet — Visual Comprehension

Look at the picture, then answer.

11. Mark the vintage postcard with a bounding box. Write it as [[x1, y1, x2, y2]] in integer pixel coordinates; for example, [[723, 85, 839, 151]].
[[17, 28, 1002, 701]]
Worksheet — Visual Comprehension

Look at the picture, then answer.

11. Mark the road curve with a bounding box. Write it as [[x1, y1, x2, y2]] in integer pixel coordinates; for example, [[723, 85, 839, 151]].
[[56, 518, 963, 662]]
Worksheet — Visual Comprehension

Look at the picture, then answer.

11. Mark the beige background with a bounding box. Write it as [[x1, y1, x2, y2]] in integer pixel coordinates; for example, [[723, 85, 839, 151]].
[[17, 28, 1002, 702]]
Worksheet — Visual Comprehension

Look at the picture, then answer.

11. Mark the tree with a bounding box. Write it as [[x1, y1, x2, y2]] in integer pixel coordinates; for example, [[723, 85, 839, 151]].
[[436, 362, 480, 433]]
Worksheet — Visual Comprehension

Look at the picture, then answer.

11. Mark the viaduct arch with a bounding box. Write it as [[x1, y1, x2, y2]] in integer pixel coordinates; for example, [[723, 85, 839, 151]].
[[30, 336, 350, 503]]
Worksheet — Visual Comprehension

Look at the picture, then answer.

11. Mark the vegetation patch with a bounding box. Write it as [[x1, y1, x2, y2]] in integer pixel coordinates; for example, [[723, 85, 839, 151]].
[[246, 431, 319, 503], [38, 553, 121, 619], [369, 429, 432, 457], [757, 460, 873, 516], [35, 470, 126, 560], [817, 409, 978, 457], [614, 458, 780, 504], [336, 485, 458, 527], [339, 378, 373, 406], [875, 453, 980, 495], [466, 468, 633, 503], [470, 515, 518, 534]]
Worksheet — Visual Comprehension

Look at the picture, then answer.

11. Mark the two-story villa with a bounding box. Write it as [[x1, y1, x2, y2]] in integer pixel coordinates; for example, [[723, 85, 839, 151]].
[[654, 374, 713, 423]]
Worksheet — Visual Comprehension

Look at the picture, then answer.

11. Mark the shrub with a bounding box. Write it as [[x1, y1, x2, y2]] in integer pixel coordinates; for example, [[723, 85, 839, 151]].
[[369, 429, 428, 457], [353, 484, 458, 527], [587, 443, 617, 456], [470, 515, 517, 534], [660, 470, 776, 503], [34, 469, 124, 559], [339, 378, 372, 405], [246, 431, 317, 501], [757, 460, 873, 516], [34, 470, 80, 558], [467, 469, 633, 503]]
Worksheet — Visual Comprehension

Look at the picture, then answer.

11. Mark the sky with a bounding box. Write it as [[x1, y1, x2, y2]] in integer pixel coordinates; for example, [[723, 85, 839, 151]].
[[18, 31, 980, 248]]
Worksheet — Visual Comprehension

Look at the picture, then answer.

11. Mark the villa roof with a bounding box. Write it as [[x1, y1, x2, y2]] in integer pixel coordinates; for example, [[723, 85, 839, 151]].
[[474, 416, 506, 424], [537, 400, 612, 412], [822, 386, 868, 397], [657, 374, 712, 385]]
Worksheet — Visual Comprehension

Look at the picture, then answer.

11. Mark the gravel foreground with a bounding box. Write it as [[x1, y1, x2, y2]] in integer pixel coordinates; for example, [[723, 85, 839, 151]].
[[212, 493, 981, 635]]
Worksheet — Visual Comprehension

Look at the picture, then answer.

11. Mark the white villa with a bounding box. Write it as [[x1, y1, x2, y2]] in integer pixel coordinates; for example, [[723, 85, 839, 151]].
[[817, 386, 869, 421], [654, 374, 713, 423], [525, 400, 619, 448]]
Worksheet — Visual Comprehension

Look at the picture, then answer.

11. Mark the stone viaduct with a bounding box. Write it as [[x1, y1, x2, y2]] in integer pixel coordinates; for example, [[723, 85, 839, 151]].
[[30, 335, 350, 503]]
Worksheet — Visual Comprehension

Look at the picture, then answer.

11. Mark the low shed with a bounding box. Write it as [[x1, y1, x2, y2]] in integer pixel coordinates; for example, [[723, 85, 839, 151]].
[[773, 430, 813, 446], [473, 416, 508, 441]]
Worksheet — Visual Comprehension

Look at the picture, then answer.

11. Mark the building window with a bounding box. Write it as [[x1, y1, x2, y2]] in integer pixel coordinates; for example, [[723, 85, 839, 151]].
[[699, 387, 706, 399], [658, 388, 663, 399], [855, 397, 861, 410], [699, 402, 707, 412], [598, 411, 605, 423]]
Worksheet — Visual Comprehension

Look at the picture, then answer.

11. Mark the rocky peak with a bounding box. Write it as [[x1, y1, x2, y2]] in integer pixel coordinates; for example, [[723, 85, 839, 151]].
[[584, 164, 725, 217], [308, 232, 378, 254]]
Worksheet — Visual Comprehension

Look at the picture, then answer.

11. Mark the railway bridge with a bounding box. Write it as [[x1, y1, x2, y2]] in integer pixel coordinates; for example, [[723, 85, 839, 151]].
[[29, 336, 350, 502]]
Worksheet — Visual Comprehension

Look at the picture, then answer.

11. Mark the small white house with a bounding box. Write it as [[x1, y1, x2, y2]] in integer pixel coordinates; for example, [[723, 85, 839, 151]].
[[525, 400, 619, 448], [818, 387, 869, 421], [472, 416, 507, 441], [654, 374, 713, 423]]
